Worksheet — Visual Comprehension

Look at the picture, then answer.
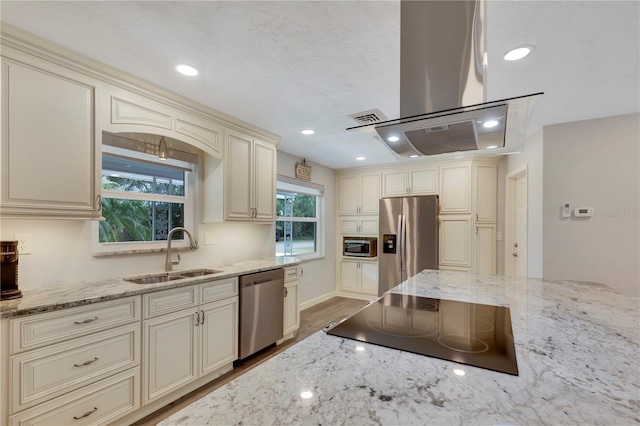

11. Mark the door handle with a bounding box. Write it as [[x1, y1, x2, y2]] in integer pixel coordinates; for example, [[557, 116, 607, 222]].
[[195, 311, 200, 326], [200, 310, 205, 325]]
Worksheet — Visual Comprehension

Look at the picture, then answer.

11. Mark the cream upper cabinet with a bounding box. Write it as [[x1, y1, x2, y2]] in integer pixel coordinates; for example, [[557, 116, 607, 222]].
[[473, 163, 497, 223], [101, 85, 224, 158], [340, 216, 378, 235], [224, 129, 276, 222], [338, 173, 380, 215], [439, 163, 471, 214], [1, 55, 101, 219], [382, 167, 437, 197]]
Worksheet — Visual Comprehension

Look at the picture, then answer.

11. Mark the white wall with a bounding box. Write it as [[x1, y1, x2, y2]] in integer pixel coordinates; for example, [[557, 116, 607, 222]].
[[543, 113, 640, 298], [276, 151, 337, 308], [504, 128, 544, 278]]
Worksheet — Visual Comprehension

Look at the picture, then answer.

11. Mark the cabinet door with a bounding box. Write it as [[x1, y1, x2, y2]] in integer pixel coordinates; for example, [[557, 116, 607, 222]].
[[410, 167, 438, 195], [339, 260, 359, 292], [439, 164, 471, 213], [1, 59, 100, 218], [225, 130, 253, 220], [360, 262, 379, 295], [359, 218, 379, 235], [338, 175, 359, 215], [253, 140, 276, 222], [439, 216, 471, 268], [359, 173, 381, 214], [474, 163, 497, 223], [474, 224, 496, 275], [283, 282, 299, 335], [382, 171, 408, 197], [143, 309, 197, 404], [199, 298, 238, 376]]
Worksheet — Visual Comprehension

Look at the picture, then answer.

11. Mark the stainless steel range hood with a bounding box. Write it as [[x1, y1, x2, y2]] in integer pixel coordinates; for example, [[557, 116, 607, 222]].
[[348, 0, 542, 158]]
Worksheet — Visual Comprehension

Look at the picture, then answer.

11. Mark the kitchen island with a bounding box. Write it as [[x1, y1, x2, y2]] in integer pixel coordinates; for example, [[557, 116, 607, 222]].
[[158, 270, 639, 425]]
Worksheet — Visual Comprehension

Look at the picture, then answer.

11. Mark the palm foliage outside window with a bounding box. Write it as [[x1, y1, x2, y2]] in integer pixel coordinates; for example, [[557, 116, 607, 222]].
[[276, 190, 320, 257], [99, 155, 187, 243]]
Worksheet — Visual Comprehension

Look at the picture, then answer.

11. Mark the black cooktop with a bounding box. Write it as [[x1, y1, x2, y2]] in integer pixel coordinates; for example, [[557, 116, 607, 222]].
[[327, 293, 518, 375]]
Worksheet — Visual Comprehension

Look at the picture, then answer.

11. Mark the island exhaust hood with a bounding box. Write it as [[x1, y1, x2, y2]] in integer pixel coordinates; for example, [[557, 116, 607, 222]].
[[348, 0, 542, 157]]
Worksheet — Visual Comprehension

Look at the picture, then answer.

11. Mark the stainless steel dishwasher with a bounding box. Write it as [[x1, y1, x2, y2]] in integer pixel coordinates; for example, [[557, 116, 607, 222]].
[[238, 268, 284, 359]]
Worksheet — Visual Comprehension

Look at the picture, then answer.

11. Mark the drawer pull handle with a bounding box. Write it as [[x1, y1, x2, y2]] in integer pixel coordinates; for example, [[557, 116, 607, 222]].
[[73, 407, 98, 420], [74, 317, 98, 325], [74, 357, 98, 367]]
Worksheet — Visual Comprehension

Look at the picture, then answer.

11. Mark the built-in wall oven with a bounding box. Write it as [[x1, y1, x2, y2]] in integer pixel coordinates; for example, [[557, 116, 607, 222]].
[[343, 237, 377, 258]]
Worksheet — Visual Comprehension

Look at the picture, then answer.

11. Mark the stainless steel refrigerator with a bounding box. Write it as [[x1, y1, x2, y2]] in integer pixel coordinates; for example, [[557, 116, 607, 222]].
[[378, 195, 439, 295]]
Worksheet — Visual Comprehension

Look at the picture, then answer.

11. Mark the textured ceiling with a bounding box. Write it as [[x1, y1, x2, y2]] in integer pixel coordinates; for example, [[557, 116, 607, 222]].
[[1, 1, 638, 169]]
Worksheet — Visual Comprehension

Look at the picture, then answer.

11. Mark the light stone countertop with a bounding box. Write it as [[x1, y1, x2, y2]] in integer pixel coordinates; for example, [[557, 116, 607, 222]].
[[159, 270, 640, 426], [0, 257, 300, 318]]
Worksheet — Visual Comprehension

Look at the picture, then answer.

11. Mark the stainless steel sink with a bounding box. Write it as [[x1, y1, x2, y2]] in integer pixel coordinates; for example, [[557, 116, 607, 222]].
[[178, 269, 222, 277], [125, 275, 186, 284], [124, 269, 223, 284]]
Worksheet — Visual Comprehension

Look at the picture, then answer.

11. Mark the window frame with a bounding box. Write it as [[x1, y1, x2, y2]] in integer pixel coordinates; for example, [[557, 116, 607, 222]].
[[92, 143, 197, 255], [275, 176, 324, 260]]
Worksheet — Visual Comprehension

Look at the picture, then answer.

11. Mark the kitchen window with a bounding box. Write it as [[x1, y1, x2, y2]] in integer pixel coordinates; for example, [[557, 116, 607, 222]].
[[93, 133, 198, 254], [276, 175, 324, 259]]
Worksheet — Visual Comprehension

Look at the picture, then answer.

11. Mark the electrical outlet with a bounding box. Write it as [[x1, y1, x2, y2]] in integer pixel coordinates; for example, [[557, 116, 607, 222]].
[[14, 234, 32, 255], [204, 232, 215, 245], [496, 231, 503, 241]]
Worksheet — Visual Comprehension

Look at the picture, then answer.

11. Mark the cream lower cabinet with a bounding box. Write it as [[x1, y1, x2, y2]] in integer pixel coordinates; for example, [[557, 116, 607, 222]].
[[3, 297, 141, 426], [473, 224, 496, 275], [339, 259, 378, 297], [282, 266, 300, 340], [142, 278, 238, 404], [439, 216, 471, 271]]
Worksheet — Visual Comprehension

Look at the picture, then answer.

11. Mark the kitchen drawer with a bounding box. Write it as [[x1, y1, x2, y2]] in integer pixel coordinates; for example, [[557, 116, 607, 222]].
[[11, 323, 140, 412], [284, 267, 299, 282], [143, 285, 197, 319], [10, 296, 140, 354], [9, 368, 140, 426], [200, 277, 238, 304]]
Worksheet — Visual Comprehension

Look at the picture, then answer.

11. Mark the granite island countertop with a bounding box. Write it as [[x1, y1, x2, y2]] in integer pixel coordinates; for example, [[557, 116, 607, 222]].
[[159, 270, 640, 425], [0, 256, 300, 318]]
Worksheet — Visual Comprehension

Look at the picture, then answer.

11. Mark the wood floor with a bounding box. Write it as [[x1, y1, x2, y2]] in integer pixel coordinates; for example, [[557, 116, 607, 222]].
[[133, 296, 368, 425]]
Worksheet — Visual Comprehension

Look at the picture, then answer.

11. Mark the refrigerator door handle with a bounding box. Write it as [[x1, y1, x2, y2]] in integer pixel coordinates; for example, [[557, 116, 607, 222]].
[[401, 214, 407, 272], [397, 214, 403, 272]]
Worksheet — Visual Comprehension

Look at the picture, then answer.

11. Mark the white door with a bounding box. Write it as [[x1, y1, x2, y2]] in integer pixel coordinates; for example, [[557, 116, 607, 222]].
[[513, 174, 528, 277]]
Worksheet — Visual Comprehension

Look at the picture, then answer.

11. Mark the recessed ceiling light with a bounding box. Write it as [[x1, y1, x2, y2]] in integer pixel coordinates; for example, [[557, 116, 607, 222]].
[[453, 369, 466, 376], [356, 156, 366, 161], [301, 129, 315, 135], [504, 46, 533, 61], [486, 145, 498, 149], [176, 64, 199, 76], [409, 154, 420, 158], [300, 391, 313, 399], [355, 346, 365, 352], [482, 119, 500, 129], [387, 136, 400, 142]]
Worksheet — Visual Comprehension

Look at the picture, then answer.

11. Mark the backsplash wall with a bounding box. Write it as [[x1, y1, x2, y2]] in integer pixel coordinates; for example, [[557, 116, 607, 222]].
[[0, 219, 274, 291]]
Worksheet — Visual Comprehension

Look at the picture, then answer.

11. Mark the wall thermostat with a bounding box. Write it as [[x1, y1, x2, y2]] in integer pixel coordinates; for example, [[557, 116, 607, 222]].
[[574, 207, 594, 218]]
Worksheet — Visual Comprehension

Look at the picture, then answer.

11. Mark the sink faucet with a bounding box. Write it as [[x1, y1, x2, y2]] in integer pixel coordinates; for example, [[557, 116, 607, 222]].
[[165, 227, 198, 272]]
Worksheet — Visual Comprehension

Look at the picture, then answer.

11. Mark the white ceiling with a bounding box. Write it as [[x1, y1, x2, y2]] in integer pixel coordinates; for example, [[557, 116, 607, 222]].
[[2, 1, 638, 169]]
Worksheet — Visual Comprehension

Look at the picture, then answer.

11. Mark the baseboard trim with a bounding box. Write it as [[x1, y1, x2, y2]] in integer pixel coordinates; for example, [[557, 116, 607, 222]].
[[300, 290, 337, 311]]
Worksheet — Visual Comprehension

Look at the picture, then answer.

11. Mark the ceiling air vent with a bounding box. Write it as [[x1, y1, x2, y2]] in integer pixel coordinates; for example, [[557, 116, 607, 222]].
[[348, 109, 387, 125]]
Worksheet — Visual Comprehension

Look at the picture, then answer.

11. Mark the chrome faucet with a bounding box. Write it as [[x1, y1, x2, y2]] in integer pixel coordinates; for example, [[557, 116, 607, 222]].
[[165, 227, 198, 272]]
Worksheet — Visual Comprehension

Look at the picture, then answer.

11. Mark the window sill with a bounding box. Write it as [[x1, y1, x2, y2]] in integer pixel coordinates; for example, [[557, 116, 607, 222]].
[[277, 253, 325, 263]]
